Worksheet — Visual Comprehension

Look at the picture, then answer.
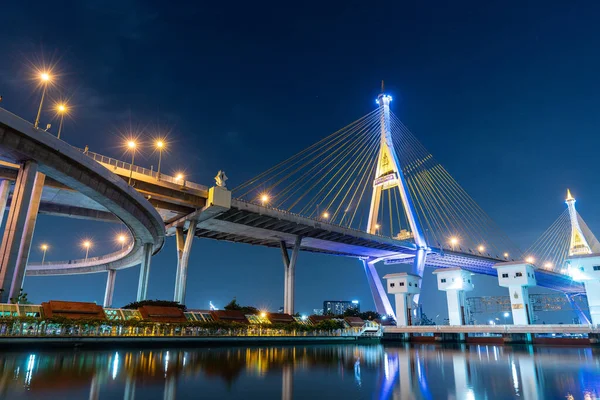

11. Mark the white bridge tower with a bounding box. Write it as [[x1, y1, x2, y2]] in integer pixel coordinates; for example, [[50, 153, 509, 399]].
[[363, 83, 428, 320]]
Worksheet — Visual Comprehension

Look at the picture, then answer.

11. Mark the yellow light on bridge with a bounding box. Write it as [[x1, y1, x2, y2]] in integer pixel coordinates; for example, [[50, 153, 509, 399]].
[[155, 140, 164, 149], [478, 245, 485, 252], [176, 173, 184, 181], [82, 240, 92, 249], [503, 252, 509, 258], [375, 223, 380, 230], [260, 194, 269, 204], [260, 312, 267, 318], [449, 237, 458, 245], [544, 262, 553, 269], [525, 256, 535, 264], [322, 212, 329, 219], [118, 234, 126, 243], [127, 140, 136, 149], [39, 72, 51, 82], [40, 244, 49, 251]]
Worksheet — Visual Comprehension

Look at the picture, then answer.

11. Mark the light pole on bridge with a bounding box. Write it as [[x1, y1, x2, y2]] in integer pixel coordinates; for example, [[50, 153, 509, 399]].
[[155, 140, 165, 179], [55, 102, 68, 139], [127, 140, 137, 185], [40, 244, 48, 264], [82, 240, 92, 261], [34, 72, 52, 129]]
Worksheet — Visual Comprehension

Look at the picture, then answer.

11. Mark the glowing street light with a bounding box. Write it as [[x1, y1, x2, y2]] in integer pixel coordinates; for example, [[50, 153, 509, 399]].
[[117, 234, 127, 251], [82, 240, 92, 261], [34, 71, 52, 129], [155, 140, 165, 179], [260, 194, 269, 206], [449, 237, 458, 251], [55, 102, 68, 139], [525, 256, 535, 264], [503, 252, 509, 259], [175, 173, 184, 181], [322, 211, 329, 220], [126, 140, 137, 185], [40, 243, 48, 264], [375, 223, 380, 231], [544, 262, 553, 269], [478, 245, 485, 253]]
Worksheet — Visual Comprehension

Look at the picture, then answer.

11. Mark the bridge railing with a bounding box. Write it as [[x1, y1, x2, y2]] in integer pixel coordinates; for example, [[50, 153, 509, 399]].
[[79, 149, 207, 191]]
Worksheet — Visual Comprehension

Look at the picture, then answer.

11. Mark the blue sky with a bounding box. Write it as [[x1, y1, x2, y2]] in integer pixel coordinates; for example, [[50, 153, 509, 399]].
[[1, 1, 599, 321]]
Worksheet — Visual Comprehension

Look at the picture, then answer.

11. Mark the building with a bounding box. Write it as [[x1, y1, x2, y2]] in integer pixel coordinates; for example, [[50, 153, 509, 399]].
[[322, 300, 360, 315]]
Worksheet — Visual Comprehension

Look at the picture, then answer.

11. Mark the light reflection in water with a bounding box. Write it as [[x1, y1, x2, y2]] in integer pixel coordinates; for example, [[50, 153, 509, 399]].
[[0, 344, 596, 399]]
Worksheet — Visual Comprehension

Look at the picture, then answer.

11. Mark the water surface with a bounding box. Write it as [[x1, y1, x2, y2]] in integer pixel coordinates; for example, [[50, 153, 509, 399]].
[[1, 344, 598, 399]]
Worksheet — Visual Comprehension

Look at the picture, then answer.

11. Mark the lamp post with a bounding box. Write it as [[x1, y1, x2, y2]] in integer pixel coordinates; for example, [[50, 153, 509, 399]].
[[34, 72, 51, 129], [450, 237, 458, 252], [127, 141, 136, 185], [55, 103, 68, 139], [260, 194, 269, 206], [155, 140, 164, 179], [82, 240, 91, 261], [40, 244, 48, 264], [117, 234, 127, 251]]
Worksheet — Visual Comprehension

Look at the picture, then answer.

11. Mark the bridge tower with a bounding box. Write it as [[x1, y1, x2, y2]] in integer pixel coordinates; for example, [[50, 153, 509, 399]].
[[565, 190, 600, 325], [363, 83, 428, 319], [565, 189, 592, 256]]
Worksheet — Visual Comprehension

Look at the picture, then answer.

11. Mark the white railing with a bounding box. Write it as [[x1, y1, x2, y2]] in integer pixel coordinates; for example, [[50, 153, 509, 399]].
[[80, 149, 207, 192], [384, 324, 599, 334]]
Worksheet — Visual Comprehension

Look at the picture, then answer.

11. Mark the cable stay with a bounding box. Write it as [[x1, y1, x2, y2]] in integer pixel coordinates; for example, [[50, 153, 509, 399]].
[[232, 105, 522, 262]]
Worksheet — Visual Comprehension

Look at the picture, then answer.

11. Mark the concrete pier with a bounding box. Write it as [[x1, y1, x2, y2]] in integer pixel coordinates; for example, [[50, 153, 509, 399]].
[[383, 272, 420, 326], [136, 243, 153, 301], [494, 261, 537, 325], [173, 220, 197, 304], [281, 236, 302, 315], [433, 268, 474, 326], [0, 161, 38, 302], [103, 269, 116, 308]]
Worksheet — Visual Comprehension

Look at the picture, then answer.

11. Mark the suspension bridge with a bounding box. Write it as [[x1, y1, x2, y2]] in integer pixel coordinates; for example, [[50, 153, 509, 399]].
[[0, 85, 598, 325]]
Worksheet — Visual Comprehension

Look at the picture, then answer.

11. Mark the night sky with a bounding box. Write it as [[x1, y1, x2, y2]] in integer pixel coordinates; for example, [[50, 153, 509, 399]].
[[1, 1, 600, 321]]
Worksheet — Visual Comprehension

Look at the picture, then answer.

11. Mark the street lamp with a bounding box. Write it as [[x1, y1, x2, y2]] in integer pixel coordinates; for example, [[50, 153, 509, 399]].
[[525, 256, 535, 264], [503, 252, 509, 259], [34, 71, 52, 129], [55, 103, 68, 139], [117, 234, 127, 251], [260, 194, 269, 206], [155, 140, 165, 179], [40, 243, 48, 264], [127, 140, 136, 185], [478, 245, 485, 253], [82, 240, 92, 261], [449, 237, 458, 251], [322, 211, 329, 220]]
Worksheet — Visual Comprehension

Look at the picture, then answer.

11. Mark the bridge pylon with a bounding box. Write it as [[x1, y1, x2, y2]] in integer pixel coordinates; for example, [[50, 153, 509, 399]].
[[565, 189, 591, 256], [364, 87, 428, 315]]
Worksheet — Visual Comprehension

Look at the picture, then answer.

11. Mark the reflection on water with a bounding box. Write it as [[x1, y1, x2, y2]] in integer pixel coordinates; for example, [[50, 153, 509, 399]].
[[0, 344, 599, 399]]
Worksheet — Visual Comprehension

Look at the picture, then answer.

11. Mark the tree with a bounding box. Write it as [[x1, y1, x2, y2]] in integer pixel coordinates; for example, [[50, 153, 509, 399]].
[[224, 298, 258, 314]]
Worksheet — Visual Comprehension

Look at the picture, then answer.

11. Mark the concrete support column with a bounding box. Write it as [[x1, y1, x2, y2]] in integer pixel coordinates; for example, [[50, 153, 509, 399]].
[[12, 172, 45, 299], [175, 220, 196, 304], [383, 273, 420, 325], [394, 293, 412, 326], [173, 227, 185, 301], [0, 161, 38, 302], [136, 243, 153, 301], [362, 259, 395, 319], [583, 280, 600, 326], [508, 285, 532, 325], [104, 269, 116, 308], [281, 236, 301, 315], [0, 180, 11, 228]]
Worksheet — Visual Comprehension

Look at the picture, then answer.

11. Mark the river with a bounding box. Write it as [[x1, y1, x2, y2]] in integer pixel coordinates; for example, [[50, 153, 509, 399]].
[[1, 343, 597, 399]]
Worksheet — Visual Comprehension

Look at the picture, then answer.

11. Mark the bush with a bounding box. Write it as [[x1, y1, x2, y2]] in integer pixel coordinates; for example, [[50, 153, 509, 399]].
[[122, 300, 187, 311]]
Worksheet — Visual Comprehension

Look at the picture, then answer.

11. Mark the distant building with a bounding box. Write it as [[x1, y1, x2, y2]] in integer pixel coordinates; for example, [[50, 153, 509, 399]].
[[313, 309, 324, 316], [323, 300, 359, 315]]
